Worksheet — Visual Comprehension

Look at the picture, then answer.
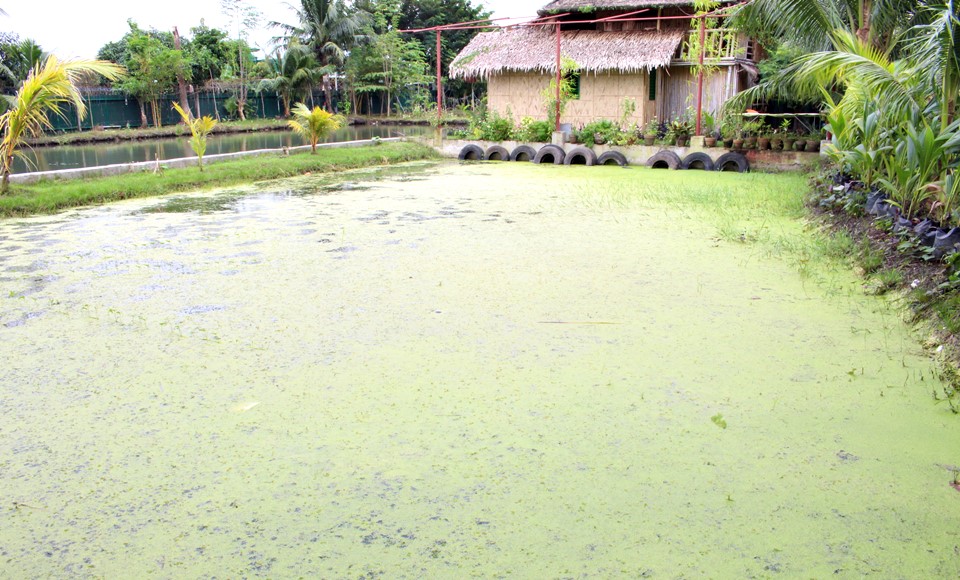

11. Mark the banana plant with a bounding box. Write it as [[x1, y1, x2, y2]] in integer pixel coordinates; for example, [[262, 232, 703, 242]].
[[172, 102, 217, 171]]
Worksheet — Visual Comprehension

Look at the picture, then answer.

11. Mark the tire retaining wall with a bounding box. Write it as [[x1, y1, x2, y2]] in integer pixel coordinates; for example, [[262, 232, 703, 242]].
[[429, 138, 824, 172]]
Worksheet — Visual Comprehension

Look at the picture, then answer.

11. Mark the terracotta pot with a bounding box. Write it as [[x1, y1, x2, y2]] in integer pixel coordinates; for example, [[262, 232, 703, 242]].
[[793, 140, 804, 151], [676, 137, 688, 147], [770, 138, 782, 150], [643, 135, 656, 146], [744, 137, 757, 149], [757, 137, 771, 150], [782, 138, 795, 151], [732, 138, 744, 150], [704, 137, 717, 147], [804, 139, 819, 152]]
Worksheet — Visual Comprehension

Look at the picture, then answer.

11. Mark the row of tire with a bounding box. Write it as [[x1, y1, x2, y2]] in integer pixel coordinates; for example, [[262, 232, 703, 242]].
[[457, 144, 749, 172]]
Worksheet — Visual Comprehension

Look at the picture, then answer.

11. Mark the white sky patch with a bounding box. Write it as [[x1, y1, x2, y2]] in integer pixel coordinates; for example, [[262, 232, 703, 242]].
[[4, 0, 547, 60]]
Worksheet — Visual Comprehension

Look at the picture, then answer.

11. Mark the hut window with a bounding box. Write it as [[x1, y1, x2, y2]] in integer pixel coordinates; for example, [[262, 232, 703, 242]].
[[564, 71, 581, 100], [648, 69, 657, 101]]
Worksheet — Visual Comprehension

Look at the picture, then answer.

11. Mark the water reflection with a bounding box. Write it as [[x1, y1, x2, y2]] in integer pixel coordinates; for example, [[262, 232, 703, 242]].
[[17, 124, 432, 173]]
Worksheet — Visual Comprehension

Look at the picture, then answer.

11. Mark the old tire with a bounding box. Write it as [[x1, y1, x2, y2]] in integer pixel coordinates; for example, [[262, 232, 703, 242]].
[[458, 144, 484, 161], [680, 152, 715, 171], [714, 152, 749, 173], [563, 147, 597, 166], [510, 145, 537, 162], [646, 150, 681, 170], [484, 145, 510, 161], [533, 144, 565, 165], [597, 151, 628, 166]]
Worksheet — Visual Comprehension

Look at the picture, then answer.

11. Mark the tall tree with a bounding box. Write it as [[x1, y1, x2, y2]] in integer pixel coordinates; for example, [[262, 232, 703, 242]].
[[220, 0, 261, 120], [258, 43, 328, 116], [389, 0, 491, 105], [119, 25, 189, 127], [0, 37, 43, 91], [273, 0, 371, 111]]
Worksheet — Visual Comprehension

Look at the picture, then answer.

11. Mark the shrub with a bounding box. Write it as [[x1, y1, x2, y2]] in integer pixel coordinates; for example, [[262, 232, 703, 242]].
[[469, 110, 514, 141], [577, 120, 621, 147], [516, 117, 553, 142]]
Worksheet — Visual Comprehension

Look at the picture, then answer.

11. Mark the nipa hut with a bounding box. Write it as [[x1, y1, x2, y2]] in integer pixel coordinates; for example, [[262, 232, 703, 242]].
[[450, 0, 759, 128]]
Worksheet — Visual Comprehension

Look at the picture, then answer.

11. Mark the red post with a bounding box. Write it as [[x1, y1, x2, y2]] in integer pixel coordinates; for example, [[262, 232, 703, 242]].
[[695, 15, 706, 135], [554, 21, 562, 132], [436, 30, 443, 124]]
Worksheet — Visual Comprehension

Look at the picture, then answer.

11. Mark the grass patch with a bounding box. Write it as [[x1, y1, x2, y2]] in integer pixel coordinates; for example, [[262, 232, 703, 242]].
[[0, 142, 438, 217]]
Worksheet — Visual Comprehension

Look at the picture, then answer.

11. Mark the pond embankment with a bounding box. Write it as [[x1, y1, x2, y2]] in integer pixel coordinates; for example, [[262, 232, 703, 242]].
[[0, 141, 438, 217]]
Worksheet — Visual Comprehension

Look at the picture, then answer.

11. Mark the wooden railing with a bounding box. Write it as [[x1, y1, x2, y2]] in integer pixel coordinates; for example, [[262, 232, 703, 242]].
[[675, 29, 748, 62]]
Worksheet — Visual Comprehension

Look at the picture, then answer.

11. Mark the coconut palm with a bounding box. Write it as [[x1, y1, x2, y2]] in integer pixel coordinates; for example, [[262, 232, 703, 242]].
[[902, 0, 960, 130], [258, 44, 329, 117], [0, 56, 124, 193], [273, 0, 371, 111], [729, 0, 920, 53], [287, 102, 344, 153], [172, 102, 218, 171]]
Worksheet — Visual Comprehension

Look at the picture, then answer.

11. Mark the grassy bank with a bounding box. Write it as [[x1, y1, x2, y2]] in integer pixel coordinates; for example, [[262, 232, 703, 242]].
[[0, 142, 438, 217], [27, 119, 292, 148]]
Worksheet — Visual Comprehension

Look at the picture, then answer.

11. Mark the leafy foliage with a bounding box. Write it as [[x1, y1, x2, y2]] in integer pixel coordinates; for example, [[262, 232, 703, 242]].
[[287, 102, 345, 152], [172, 102, 218, 171], [0, 56, 124, 193]]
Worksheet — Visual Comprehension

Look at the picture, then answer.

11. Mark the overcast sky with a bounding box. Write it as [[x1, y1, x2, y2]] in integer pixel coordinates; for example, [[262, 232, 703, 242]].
[[5, 0, 546, 60]]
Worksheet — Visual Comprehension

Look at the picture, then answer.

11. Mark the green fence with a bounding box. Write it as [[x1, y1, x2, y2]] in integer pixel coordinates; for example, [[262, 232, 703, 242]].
[[49, 90, 332, 132]]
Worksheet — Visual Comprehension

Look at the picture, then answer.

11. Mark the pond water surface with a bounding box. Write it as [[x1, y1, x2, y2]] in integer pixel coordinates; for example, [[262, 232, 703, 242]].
[[1, 162, 959, 577], [15, 124, 432, 173]]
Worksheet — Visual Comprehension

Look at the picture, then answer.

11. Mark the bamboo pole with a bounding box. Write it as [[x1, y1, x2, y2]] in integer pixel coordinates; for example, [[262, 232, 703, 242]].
[[695, 15, 706, 135], [436, 30, 443, 124], [554, 21, 561, 132]]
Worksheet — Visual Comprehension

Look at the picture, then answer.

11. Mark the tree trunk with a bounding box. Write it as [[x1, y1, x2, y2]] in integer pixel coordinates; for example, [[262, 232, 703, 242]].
[[1, 156, 11, 193], [386, 88, 392, 117], [323, 76, 333, 113], [139, 101, 148, 128], [173, 27, 191, 120], [856, 0, 872, 45], [194, 91, 202, 119]]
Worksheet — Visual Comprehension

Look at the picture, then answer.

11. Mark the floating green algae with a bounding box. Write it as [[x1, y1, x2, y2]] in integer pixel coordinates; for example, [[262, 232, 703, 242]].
[[1, 162, 959, 577]]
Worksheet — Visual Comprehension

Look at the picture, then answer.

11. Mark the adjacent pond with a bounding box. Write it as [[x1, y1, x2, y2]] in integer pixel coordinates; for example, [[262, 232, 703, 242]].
[[14, 124, 433, 173], [1, 162, 959, 577]]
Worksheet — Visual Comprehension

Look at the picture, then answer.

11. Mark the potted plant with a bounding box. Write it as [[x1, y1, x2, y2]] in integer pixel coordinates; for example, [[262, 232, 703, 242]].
[[782, 129, 796, 152], [756, 121, 771, 150], [721, 115, 738, 148], [703, 111, 717, 147], [742, 120, 761, 149], [643, 117, 658, 146], [668, 117, 693, 147], [805, 128, 823, 152]]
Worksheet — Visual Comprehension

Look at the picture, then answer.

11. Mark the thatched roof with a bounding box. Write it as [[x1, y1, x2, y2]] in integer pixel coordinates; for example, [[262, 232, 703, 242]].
[[450, 27, 685, 79], [538, 0, 698, 14]]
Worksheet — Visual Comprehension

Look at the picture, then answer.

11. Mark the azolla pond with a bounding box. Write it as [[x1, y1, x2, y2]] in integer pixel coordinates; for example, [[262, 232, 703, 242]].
[[1, 161, 959, 577]]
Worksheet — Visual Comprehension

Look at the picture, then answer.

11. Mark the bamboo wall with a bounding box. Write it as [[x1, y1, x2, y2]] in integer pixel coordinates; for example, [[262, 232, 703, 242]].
[[488, 71, 657, 128], [657, 66, 739, 122]]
